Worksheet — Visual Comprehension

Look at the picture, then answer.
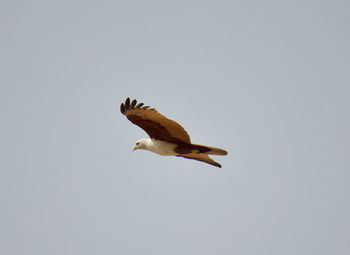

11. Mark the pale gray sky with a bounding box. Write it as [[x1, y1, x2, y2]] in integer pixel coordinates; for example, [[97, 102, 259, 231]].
[[1, 0, 349, 254]]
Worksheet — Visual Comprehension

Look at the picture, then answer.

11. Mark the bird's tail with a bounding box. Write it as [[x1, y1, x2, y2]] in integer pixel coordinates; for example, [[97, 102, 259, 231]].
[[191, 144, 228, 155]]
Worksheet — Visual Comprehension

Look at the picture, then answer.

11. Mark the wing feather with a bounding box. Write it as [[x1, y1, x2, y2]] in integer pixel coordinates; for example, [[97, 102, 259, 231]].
[[180, 153, 222, 168], [135, 103, 144, 108], [130, 99, 137, 109], [124, 98, 130, 109], [120, 98, 191, 143]]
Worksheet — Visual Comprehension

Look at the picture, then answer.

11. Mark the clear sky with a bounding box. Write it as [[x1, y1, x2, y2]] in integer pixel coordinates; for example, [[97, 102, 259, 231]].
[[1, 0, 349, 254]]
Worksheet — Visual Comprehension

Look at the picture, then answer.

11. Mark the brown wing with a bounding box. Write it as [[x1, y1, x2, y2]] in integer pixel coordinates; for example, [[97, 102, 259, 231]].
[[120, 98, 191, 143], [180, 153, 222, 168]]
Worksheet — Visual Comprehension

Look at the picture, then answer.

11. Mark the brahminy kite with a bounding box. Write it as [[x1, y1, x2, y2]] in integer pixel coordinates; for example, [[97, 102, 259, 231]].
[[120, 98, 227, 168]]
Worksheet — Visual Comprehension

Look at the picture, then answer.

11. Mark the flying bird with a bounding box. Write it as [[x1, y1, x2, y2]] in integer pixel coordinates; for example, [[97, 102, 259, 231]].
[[120, 98, 227, 168]]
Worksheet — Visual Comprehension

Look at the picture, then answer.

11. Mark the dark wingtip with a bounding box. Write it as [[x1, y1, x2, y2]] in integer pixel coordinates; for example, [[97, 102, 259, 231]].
[[122, 98, 150, 112], [125, 97, 130, 109], [120, 103, 125, 114], [213, 163, 222, 168], [130, 99, 137, 109], [213, 161, 222, 168]]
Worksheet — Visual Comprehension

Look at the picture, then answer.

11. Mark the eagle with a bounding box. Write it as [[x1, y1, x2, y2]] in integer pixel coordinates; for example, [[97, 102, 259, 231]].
[[120, 98, 228, 168]]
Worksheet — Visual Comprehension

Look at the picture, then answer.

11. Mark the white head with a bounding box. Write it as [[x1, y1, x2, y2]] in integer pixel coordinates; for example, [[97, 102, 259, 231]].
[[132, 138, 150, 151]]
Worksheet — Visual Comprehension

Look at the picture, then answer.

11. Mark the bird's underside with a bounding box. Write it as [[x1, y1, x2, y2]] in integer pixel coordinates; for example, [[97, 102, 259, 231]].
[[120, 97, 227, 168]]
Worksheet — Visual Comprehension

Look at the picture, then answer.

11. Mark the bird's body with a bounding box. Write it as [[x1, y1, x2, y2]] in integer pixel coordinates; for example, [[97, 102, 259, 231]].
[[120, 98, 227, 168]]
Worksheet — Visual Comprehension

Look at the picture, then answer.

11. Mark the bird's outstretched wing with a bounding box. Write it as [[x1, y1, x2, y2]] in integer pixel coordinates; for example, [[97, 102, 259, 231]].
[[180, 153, 222, 168], [120, 98, 191, 143]]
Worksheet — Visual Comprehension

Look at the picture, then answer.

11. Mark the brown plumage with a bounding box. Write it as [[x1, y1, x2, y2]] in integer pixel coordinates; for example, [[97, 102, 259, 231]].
[[120, 97, 227, 168]]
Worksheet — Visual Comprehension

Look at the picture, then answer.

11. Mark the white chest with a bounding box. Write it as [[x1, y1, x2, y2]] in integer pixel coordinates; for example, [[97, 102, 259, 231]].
[[147, 139, 178, 156]]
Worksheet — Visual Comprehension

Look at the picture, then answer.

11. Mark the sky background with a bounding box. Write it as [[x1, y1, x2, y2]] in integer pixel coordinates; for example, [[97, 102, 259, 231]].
[[1, 0, 349, 254]]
